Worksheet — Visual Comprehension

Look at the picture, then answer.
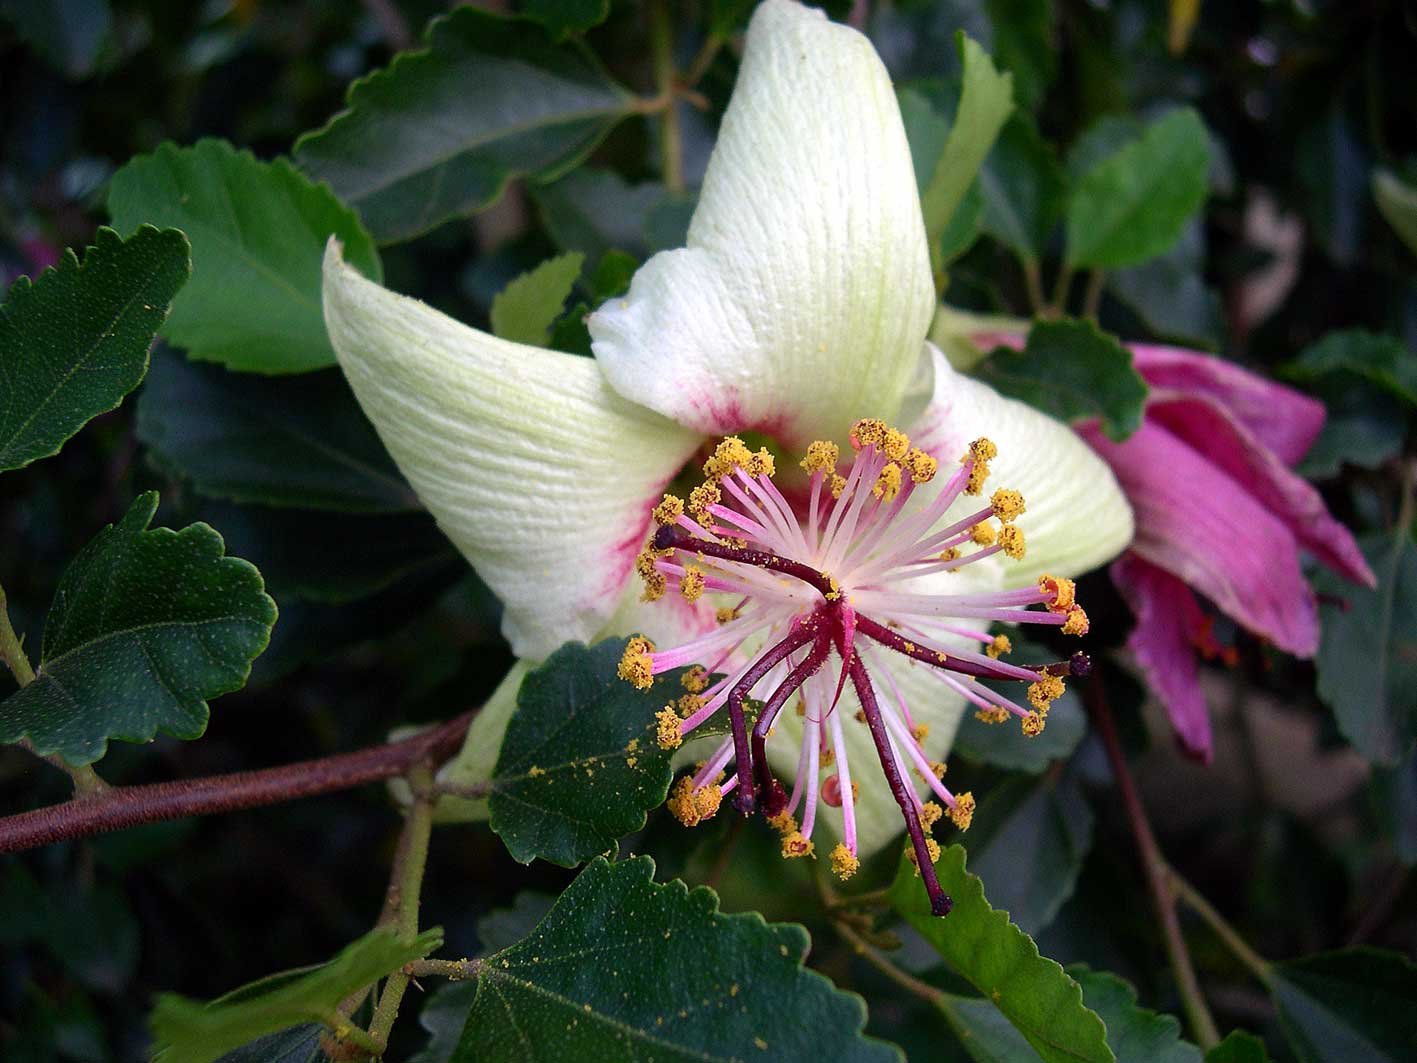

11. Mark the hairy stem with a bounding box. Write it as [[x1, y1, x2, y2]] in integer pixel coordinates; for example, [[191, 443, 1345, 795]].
[[649, 0, 684, 194], [0, 711, 474, 855], [1085, 671, 1220, 1049]]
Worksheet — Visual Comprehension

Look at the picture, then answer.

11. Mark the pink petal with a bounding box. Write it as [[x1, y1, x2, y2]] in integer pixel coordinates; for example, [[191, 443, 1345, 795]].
[[1128, 344, 1326, 466], [1079, 419, 1320, 656], [1146, 392, 1376, 588], [1111, 553, 1214, 762]]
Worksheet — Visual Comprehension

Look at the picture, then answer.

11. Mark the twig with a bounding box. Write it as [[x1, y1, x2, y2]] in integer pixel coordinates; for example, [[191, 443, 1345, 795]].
[[0, 712, 475, 855], [1166, 864, 1273, 984], [649, 0, 684, 194], [1048, 265, 1075, 318], [830, 912, 944, 1006], [405, 958, 479, 981], [1085, 671, 1221, 1049], [681, 32, 725, 89], [1081, 268, 1106, 320], [1021, 259, 1047, 315]]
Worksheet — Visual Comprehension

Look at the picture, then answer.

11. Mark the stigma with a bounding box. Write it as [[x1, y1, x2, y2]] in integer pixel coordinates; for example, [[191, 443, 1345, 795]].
[[619, 421, 1090, 918]]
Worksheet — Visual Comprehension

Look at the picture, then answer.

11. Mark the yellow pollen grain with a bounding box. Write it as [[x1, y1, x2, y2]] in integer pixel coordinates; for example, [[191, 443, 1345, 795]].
[[850, 418, 887, 450], [801, 439, 841, 475], [929, 761, 947, 779], [679, 565, 706, 603], [677, 693, 704, 718], [819, 747, 835, 766], [830, 843, 860, 880], [703, 436, 752, 481], [1062, 606, 1090, 636], [795, 698, 806, 717], [640, 571, 666, 602], [618, 637, 655, 689], [987, 634, 1012, 659], [666, 777, 700, 826], [905, 448, 937, 483], [911, 723, 930, 742], [716, 605, 740, 624], [688, 481, 721, 523], [949, 792, 976, 831], [1028, 674, 1065, 711], [1000, 524, 1026, 559], [975, 706, 1010, 724], [971, 522, 997, 546], [990, 488, 1026, 523], [1021, 711, 1046, 738], [766, 810, 797, 835], [781, 831, 814, 859], [938, 547, 960, 563], [681, 666, 709, 693], [528, 765, 545, 777], [905, 838, 942, 874], [969, 437, 998, 463], [882, 427, 911, 461], [1039, 574, 1076, 612], [653, 494, 684, 526], [920, 801, 944, 829], [656, 707, 683, 750], [830, 472, 847, 498], [746, 447, 776, 477], [872, 462, 903, 502], [693, 783, 722, 821]]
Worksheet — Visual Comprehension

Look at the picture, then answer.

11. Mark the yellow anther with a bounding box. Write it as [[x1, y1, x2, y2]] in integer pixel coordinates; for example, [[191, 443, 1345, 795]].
[[970, 438, 998, 463], [830, 843, 860, 880], [911, 723, 930, 742], [873, 462, 903, 502], [986, 634, 1012, 659], [971, 522, 997, 546], [905, 448, 938, 483], [830, 473, 847, 499], [1039, 574, 1076, 612], [794, 698, 806, 717], [703, 436, 753, 480], [677, 693, 704, 718], [766, 810, 797, 834], [1000, 524, 1026, 559], [656, 706, 683, 749], [990, 488, 1026, 523], [640, 570, 666, 602], [882, 427, 911, 461], [1021, 711, 1046, 737], [1062, 606, 1090, 636], [965, 461, 990, 496], [679, 565, 706, 603], [745, 447, 776, 478], [715, 605, 740, 624], [667, 777, 703, 826], [929, 761, 947, 779], [1027, 674, 1065, 711], [974, 706, 1010, 724], [781, 831, 814, 859], [688, 481, 721, 523], [920, 801, 944, 828], [618, 637, 655, 689], [819, 746, 835, 766], [948, 792, 976, 831], [800, 439, 841, 475], [905, 837, 942, 873], [681, 665, 709, 693], [938, 546, 960, 563], [653, 494, 684, 526], [693, 784, 722, 821], [850, 418, 888, 450]]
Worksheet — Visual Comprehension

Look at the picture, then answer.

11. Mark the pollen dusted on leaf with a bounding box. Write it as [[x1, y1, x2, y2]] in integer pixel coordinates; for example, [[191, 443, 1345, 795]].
[[624, 420, 1095, 918]]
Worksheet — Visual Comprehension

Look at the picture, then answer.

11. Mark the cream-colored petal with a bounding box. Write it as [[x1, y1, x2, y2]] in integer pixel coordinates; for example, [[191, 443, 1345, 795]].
[[910, 344, 1134, 585], [323, 240, 702, 660], [589, 0, 934, 450]]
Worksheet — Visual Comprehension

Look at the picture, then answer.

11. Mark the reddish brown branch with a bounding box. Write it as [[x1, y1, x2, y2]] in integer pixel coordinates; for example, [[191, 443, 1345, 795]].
[[0, 711, 475, 855]]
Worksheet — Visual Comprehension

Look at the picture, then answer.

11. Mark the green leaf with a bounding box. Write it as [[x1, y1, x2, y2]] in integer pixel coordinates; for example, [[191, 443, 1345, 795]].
[[532, 168, 667, 262], [1069, 968, 1200, 1063], [522, 0, 610, 38], [0, 0, 112, 78], [107, 139, 382, 374], [488, 639, 685, 867], [150, 927, 442, 1063], [1373, 169, 1417, 257], [489, 252, 585, 346], [1313, 533, 1417, 766], [979, 113, 1066, 262], [1296, 376, 1405, 479], [953, 690, 1085, 772], [1283, 329, 1417, 408], [1065, 116, 1142, 184], [983, 0, 1055, 110], [1205, 1031, 1271, 1063], [1108, 220, 1222, 349], [136, 347, 419, 513], [1371, 748, 1417, 865], [213, 1026, 323, 1063], [449, 856, 899, 1062], [294, 8, 636, 243], [1, 225, 189, 473], [1065, 109, 1211, 269], [960, 771, 1093, 935], [0, 492, 278, 764], [1270, 947, 1417, 1063], [890, 845, 1113, 1063], [920, 36, 1013, 274], [974, 318, 1148, 441]]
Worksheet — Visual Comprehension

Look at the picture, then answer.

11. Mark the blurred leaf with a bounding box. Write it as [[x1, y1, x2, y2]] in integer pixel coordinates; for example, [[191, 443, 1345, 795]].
[[1065, 109, 1211, 269], [1371, 748, 1417, 865], [137, 347, 419, 513], [1313, 532, 1417, 767], [1373, 169, 1417, 257], [920, 35, 1013, 275], [212, 1026, 322, 1063], [1297, 106, 1368, 266], [961, 770, 1094, 935], [1, 225, 188, 472], [890, 845, 1113, 1063], [523, 0, 610, 39], [150, 927, 442, 1063], [979, 113, 1066, 262], [1296, 376, 1405, 479], [1108, 220, 1222, 349], [476, 892, 558, 953], [1069, 968, 1199, 1063], [984, 0, 1054, 110], [941, 181, 986, 266], [488, 639, 682, 866], [489, 252, 584, 346], [974, 318, 1147, 441], [448, 856, 900, 1062], [709, 0, 756, 36], [0, 863, 140, 992], [0, 0, 112, 78], [107, 139, 381, 373], [0, 492, 277, 764], [1205, 1031, 1271, 1063], [1284, 329, 1417, 408], [1066, 116, 1142, 183], [1270, 947, 1417, 1063], [295, 8, 635, 243], [533, 168, 665, 262], [954, 641, 1087, 771]]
